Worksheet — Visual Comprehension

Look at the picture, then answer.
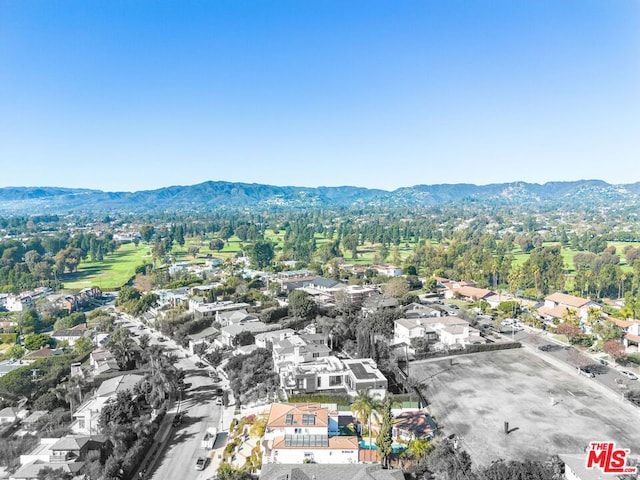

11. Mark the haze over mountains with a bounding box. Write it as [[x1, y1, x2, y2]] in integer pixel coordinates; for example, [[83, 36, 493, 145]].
[[1, 180, 639, 214]]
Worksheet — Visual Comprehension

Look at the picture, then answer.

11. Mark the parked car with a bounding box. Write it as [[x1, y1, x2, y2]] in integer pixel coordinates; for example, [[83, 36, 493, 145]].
[[577, 366, 595, 378], [620, 370, 638, 380], [158, 337, 167, 342], [195, 361, 206, 368], [215, 397, 223, 406], [195, 457, 207, 471]]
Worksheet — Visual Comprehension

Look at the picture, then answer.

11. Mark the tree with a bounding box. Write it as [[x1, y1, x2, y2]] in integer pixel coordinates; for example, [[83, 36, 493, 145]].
[[6, 344, 25, 360], [139, 225, 155, 243], [209, 238, 225, 252], [215, 463, 252, 480], [556, 323, 583, 344], [383, 277, 409, 299], [54, 375, 86, 417], [73, 336, 93, 354], [375, 398, 393, 468], [426, 439, 473, 480], [106, 327, 137, 370], [603, 340, 626, 364], [233, 330, 255, 347], [24, 333, 53, 351], [480, 460, 554, 480], [18, 308, 39, 335], [250, 240, 274, 269], [351, 391, 380, 453], [288, 290, 317, 320]]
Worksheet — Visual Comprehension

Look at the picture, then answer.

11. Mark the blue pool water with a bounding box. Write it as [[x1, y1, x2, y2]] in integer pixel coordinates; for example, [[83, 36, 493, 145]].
[[359, 440, 407, 454]]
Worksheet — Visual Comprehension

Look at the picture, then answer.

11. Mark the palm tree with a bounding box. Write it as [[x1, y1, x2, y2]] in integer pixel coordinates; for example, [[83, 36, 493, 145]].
[[54, 375, 85, 417], [351, 391, 380, 450]]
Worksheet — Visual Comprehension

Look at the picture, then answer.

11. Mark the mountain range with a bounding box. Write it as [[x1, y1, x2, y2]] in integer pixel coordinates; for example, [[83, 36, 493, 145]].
[[1, 180, 639, 214]]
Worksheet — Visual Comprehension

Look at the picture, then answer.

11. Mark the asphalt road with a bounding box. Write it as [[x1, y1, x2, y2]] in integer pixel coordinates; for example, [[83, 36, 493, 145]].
[[120, 316, 226, 480]]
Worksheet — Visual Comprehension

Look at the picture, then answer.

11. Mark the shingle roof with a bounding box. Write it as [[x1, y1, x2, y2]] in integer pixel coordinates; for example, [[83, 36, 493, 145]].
[[545, 292, 593, 309], [51, 435, 91, 451]]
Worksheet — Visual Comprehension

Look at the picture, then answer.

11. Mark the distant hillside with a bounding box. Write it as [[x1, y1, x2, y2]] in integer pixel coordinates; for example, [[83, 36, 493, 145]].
[[0, 179, 638, 214]]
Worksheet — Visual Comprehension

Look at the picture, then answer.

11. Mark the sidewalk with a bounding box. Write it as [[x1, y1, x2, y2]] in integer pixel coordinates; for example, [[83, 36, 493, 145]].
[[132, 393, 182, 480]]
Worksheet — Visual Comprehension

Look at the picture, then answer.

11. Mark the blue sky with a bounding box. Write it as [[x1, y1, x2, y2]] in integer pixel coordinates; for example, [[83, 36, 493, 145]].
[[1, 0, 638, 192]]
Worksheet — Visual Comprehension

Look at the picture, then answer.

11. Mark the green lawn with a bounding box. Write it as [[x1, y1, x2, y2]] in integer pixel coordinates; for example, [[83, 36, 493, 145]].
[[63, 242, 151, 291]]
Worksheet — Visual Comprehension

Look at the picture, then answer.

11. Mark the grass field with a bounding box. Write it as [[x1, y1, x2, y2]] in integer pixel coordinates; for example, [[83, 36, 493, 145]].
[[63, 242, 150, 291], [411, 349, 640, 466]]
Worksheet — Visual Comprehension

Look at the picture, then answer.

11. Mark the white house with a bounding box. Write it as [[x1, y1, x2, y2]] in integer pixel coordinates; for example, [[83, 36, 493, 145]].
[[262, 403, 359, 465], [537, 292, 601, 325], [394, 316, 483, 349], [72, 374, 143, 435], [52, 323, 87, 347], [6, 294, 34, 312], [372, 265, 404, 277]]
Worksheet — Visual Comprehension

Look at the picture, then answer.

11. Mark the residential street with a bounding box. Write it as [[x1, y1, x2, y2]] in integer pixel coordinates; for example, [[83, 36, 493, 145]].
[[121, 316, 228, 480]]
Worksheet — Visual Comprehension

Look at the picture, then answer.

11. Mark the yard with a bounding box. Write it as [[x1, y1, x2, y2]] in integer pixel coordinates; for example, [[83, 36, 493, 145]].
[[409, 349, 640, 467]]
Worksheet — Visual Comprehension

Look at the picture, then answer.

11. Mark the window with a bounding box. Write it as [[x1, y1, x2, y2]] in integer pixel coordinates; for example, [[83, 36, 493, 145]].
[[302, 414, 315, 425], [312, 352, 320, 358], [285, 414, 294, 425], [329, 375, 342, 387], [294, 428, 302, 434], [317, 377, 321, 388]]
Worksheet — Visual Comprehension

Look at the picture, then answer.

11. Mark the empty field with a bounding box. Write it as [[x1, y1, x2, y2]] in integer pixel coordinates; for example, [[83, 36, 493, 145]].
[[410, 349, 640, 466]]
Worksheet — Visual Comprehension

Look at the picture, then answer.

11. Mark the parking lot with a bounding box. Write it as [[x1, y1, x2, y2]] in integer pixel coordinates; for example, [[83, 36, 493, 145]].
[[410, 348, 640, 467]]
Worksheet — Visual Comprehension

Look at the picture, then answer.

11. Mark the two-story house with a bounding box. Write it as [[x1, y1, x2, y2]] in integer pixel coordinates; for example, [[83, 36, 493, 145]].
[[537, 292, 602, 327], [72, 374, 143, 435], [262, 403, 359, 465]]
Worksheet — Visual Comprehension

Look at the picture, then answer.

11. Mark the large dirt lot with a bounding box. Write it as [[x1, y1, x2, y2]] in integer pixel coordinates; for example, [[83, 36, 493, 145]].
[[410, 349, 640, 466]]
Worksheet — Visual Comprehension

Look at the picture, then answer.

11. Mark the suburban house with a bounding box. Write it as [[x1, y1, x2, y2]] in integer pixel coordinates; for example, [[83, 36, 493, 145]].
[[187, 326, 219, 355], [0, 406, 20, 425], [216, 309, 259, 327], [20, 411, 48, 432], [272, 334, 333, 373], [218, 321, 280, 347], [14, 433, 108, 480], [537, 292, 602, 325], [610, 317, 640, 352], [362, 294, 399, 317], [276, 343, 388, 399], [372, 265, 403, 277], [52, 323, 88, 346], [189, 300, 250, 320], [403, 303, 441, 319], [394, 316, 482, 349], [393, 318, 438, 346], [5, 294, 34, 312], [259, 464, 405, 480], [255, 329, 295, 349], [261, 403, 359, 465], [441, 283, 495, 302], [20, 347, 65, 365], [155, 287, 190, 308], [392, 410, 437, 441], [58, 287, 102, 313], [89, 348, 120, 375], [342, 284, 377, 306], [72, 374, 143, 435]]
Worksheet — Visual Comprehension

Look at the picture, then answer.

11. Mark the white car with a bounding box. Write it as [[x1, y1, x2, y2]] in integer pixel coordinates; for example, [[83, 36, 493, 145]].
[[619, 370, 638, 380]]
